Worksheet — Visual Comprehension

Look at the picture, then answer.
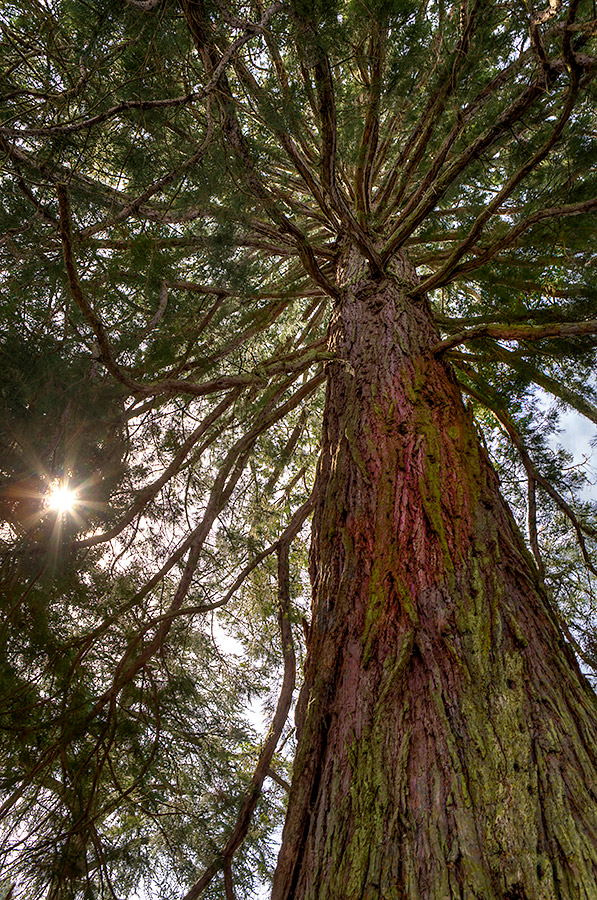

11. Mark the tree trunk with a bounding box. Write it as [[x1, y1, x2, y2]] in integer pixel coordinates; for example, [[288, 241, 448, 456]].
[[272, 247, 597, 900]]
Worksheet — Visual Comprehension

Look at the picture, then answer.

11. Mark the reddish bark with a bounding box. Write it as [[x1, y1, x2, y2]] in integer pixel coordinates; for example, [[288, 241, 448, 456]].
[[272, 248, 597, 900]]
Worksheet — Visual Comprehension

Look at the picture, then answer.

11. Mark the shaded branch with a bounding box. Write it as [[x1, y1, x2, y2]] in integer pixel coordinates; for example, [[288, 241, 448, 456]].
[[81, 103, 215, 237], [57, 183, 141, 393], [223, 860, 236, 900], [433, 318, 597, 354], [124, 0, 161, 8], [180, 0, 339, 299], [230, 56, 337, 228], [1, 4, 279, 141], [355, 26, 385, 221], [0, 372, 323, 825], [311, 53, 382, 270], [85, 372, 324, 716], [489, 343, 597, 425], [266, 767, 291, 793], [527, 472, 546, 576], [381, 55, 583, 260], [102, 494, 315, 642], [0, 94, 201, 138], [376, 0, 483, 219], [59, 185, 324, 400], [75, 389, 241, 549]]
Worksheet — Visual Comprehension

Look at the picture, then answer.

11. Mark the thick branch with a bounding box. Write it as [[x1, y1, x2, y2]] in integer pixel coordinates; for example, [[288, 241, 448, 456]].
[[230, 56, 337, 228], [433, 318, 597, 353], [124, 0, 161, 8], [57, 184, 141, 393], [527, 472, 546, 577], [0, 94, 201, 138]]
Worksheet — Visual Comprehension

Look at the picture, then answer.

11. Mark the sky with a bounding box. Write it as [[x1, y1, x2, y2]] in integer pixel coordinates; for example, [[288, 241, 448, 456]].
[[554, 410, 597, 500]]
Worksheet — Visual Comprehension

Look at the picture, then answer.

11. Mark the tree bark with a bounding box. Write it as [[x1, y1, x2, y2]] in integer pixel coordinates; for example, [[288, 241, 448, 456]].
[[272, 245, 597, 900]]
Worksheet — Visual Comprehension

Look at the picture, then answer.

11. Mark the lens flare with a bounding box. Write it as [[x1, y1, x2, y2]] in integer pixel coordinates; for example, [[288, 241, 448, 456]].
[[47, 483, 78, 514]]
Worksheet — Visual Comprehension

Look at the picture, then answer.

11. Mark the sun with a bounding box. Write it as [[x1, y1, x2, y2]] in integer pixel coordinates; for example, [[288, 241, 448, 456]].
[[47, 482, 78, 515]]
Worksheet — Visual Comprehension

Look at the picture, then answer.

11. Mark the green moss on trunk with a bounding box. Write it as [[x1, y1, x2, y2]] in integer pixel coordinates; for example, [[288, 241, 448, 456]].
[[272, 259, 597, 900]]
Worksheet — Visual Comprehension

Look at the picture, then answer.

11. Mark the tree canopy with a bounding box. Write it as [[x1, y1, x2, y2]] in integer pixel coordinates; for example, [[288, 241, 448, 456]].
[[1, 0, 597, 897]]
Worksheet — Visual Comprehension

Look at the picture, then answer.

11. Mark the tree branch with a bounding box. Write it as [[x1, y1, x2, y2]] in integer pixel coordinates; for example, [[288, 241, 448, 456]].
[[381, 55, 585, 261], [180, 0, 340, 298], [81, 103, 215, 237], [418, 63, 580, 294], [376, 0, 483, 219], [429, 194, 597, 289], [355, 26, 385, 221], [79, 372, 323, 721], [57, 184, 141, 393], [433, 318, 597, 354], [527, 472, 546, 576], [312, 53, 382, 271], [489, 343, 597, 424], [457, 369, 597, 575], [59, 185, 324, 401], [124, 0, 161, 9], [0, 94, 201, 138], [75, 390, 241, 549]]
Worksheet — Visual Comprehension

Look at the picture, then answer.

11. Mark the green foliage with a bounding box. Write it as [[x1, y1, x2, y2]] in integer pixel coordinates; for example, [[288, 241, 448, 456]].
[[1, 0, 597, 896]]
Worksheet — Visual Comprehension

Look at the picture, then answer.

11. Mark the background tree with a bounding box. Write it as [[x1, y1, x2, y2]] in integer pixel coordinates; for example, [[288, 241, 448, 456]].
[[1, 0, 597, 897]]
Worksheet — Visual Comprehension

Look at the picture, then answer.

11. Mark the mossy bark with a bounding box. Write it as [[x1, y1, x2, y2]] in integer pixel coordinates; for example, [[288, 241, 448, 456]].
[[272, 251, 597, 900]]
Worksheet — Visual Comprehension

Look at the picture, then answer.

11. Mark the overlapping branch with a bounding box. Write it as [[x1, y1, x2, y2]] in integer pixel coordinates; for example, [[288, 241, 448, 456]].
[[0, 370, 323, 826], [181, 536, 299, 900], [457, 367, 597, 575], [420, 194, 597, 292], [180, 0, 340, 299], [58, 184, 328, 398], [474, 342, 597, 424], [417, 55, 581, 294], [434, 318, 597, 354]]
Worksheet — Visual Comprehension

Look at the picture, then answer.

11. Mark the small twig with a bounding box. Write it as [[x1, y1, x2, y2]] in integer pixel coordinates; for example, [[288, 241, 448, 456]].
[[133, 280, 170, 345], [266, 766, 291, 793]]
